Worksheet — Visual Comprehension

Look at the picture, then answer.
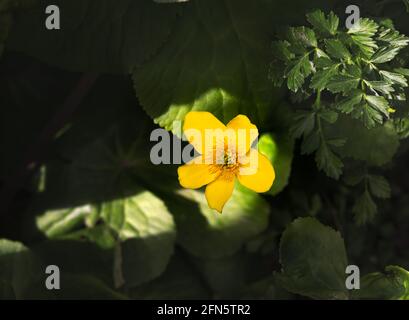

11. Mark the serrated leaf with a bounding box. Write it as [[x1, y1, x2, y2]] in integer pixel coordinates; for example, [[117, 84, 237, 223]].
[[380, 70, 408, 87], [353, 190, 377, 225], [361, 102, 385, 128], [301, 131, 320, 155], [275, 217, 348, 300], [310, 63, 340, 91], [326, 71, 360, 93], [394, 68, 409, 76], [377, 28, 409, 48], [319, 109, 338, 124], [315, 143, 343, 180], [306, 10, 339, 36], [336, 90, 363, 114], [365, 81, 395, 95], [324, 116, 400, 166], [371, 46, 403, 64], [368, 175, 391, 199], [287, 26, 317, 49], [315, 56, 334, 68], [347, 18, 379, 57], [286, 53, 313, 92], [291, 111, 315, 138], [325, 39, 351, 60], [365, 95, 390, 117], [272, 40, 295, 62]]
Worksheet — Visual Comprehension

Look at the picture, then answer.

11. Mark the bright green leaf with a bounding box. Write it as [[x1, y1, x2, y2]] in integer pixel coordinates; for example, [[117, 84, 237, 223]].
[[258, 133, 294, 196], [352, 266, 409, 300]]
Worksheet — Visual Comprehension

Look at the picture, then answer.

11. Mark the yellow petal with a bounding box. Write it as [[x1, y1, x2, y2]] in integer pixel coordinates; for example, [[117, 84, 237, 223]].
[[205, 173, 235, 213], [226, 115, 258, 154], [237, 149, 275, 193], [183, 112, 226, 156], [178, 160, 221, 189]]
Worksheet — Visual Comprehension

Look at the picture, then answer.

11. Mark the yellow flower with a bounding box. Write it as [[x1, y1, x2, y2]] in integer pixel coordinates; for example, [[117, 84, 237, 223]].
[[177, 111, 275, 213]]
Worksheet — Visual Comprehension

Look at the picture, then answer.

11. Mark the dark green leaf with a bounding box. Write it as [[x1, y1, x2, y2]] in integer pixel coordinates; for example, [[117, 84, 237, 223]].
[[315, 144, 343, 180], [286, 53, 313, 92], [336, 90, 363, 114], [324, 116, 400, 166], [275, 217, 348, 300], [306, 10, 338, 36], [368, 175, 391, 199], [326, 73, 360, 93], [8, 0, 180, 72], [353, 190, 377, 225], [310, 63, 340, 91], [166, 184, 269, 259], [287, 26, 317, 49]]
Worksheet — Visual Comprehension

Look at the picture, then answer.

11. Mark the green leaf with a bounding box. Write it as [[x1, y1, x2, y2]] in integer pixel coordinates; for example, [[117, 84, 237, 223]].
[[326, 71, 360, 93], [377, 28, 409, 48], [275, 217, 348, 300], [272, 40, 295, 62], [165, 183, 269, 259], [36, 205, 99, 239], [368, 175, 391, 199], [347, 18, 379, 57], [291, 111, 315, 138], [365, 95, 390, 117], [324, 116, 400, 166], [380, 70, 408, 87], [325, 39, 351, 60], [352, 266, 409, 300], [394, 67, 409, 76], [286, 26, 317, 49], [319, 109, 338, 124], [7, 0, 180, 72], [258, 133, 294, 196], [0, 239, 42, 299], [134, 0, 284, 131], [365, 81, 395, 95], [130, 253, 210, 299], [360, 102, 385, 128], [306, 10, 339, 36], [286, 53, 313, 92], [315, 143, 343, 180], [101, 192, 176, 287], [310, 63, 340, 91], [371, 46, 403, 64], [336, 90, 363, 114], [353, 190, 377, 225], [35, 191, 177, 288]]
